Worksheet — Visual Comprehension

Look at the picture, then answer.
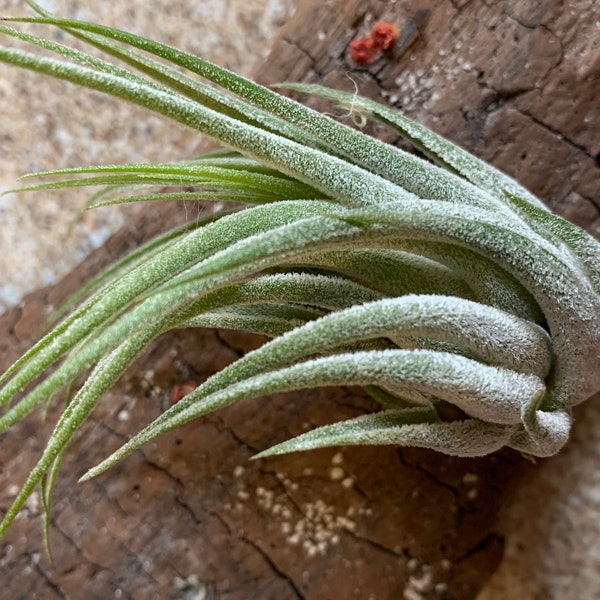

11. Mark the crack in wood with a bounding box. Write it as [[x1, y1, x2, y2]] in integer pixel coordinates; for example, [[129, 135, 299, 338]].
[[240, 535, 306, 600]]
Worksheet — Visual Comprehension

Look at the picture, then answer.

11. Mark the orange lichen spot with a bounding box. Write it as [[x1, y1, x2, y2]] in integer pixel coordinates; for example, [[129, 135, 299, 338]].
[[349, 35, 379, 64], [371, 21, 400, 50], [170, 380, 197, 405], [349, 21, 400, 64]]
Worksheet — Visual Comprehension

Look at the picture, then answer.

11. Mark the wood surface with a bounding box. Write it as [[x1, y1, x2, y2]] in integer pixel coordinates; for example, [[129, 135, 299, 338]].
[[1, 1, 598, 598]]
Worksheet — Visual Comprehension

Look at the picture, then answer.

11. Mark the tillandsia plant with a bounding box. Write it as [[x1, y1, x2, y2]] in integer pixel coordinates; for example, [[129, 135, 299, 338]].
[[1, 1, 600, 542]]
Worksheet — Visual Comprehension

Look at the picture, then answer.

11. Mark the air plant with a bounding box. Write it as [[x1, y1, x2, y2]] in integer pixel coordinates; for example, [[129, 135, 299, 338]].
[[0, 1, 599, 543]]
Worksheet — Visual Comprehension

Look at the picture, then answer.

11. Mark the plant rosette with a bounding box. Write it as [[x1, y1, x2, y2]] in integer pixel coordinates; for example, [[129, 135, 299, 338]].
[[0, 1, 599, 544]]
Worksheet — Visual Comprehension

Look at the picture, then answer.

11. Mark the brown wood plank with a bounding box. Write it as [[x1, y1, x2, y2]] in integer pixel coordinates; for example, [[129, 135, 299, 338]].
[[1, 1, 598, 598]]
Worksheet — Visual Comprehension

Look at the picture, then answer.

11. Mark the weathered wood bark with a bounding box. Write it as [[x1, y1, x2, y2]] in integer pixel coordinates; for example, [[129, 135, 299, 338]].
[[1, 1, 598, 598]]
